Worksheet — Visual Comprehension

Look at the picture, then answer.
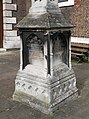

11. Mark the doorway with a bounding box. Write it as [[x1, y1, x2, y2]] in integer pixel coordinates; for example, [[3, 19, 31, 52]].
[[0, 0, 3, 48]]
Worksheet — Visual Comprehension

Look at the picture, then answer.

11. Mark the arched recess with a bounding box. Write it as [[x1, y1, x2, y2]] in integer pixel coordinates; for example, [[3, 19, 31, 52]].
[[0, 0, 3, 48]]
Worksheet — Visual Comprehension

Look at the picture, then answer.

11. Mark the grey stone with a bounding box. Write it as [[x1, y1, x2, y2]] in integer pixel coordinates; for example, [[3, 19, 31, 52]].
[[13, 0, 78, 115], [17, 0, 73, 29], [13, 62, 78, 114]]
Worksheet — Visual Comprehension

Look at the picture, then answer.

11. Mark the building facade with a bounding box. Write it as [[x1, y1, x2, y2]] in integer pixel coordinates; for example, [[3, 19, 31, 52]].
[[1, 0, 19, 50], [61, 0, 89, 44], [0, 0, 89, 50]]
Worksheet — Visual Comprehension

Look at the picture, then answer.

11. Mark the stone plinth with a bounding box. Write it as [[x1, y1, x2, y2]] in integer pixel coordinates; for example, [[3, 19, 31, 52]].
[[13, 0, 78, 115], [13, 62, 78, 114]]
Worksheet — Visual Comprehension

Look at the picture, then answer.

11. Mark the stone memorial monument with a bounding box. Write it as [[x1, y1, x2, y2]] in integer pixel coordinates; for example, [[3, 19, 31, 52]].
[[13, 0, 78, 114]]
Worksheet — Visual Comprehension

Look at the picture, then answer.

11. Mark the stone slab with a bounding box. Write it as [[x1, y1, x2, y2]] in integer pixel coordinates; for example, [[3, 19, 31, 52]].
[[3, 4, 17, 11], [4, 30, 17, 37], [3, 11, 12, 17], [3, 23, 12, 30], [0, 48, 7, 52], [3, 0, 12, 3], [3, 36, 20, 49], [3, 17, 16, 24], [13, 90, 78, 115]]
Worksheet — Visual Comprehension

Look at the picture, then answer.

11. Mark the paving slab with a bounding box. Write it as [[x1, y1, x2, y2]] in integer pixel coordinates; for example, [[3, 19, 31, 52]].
[[0, 50, 89, 119]]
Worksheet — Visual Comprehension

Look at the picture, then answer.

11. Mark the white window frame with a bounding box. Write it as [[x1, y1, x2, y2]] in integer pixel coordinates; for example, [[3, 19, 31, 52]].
[[58, 0, 74, 7]]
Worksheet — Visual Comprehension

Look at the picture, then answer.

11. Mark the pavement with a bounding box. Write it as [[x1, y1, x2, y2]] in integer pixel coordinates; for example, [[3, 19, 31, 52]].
[[0, 50, 89, 119]]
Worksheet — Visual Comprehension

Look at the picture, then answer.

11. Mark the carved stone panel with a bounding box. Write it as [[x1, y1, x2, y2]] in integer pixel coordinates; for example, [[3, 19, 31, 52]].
[[26, 34, 44, 67], [52, 33, 67, 68]]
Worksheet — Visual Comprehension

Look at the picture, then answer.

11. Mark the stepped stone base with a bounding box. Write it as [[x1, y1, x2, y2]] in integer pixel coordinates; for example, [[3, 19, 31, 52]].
[[13, 63, 78, 114]]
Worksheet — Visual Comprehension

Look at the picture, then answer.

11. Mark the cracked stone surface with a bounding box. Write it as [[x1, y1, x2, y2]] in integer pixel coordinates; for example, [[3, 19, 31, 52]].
[[0, 50, 89, 119]]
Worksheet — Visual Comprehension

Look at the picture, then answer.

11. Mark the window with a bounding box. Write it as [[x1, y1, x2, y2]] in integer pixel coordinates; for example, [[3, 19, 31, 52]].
[[58, 0, 74, 7], [59, 0, 68, 2]]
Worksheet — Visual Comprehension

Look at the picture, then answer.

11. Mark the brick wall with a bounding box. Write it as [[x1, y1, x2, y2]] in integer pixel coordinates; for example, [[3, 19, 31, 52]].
[[61, 0, 89, 38], [13, 0, 31, 24], [26, 0, 31, 14], [13, 0, 27, 23]]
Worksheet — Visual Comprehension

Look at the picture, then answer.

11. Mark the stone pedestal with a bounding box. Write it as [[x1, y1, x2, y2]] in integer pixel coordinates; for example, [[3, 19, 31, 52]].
[[13, 0, 78, 114], [13, 62, 78, 114]]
